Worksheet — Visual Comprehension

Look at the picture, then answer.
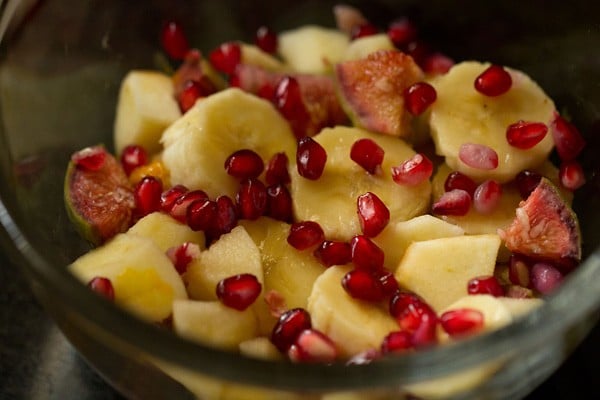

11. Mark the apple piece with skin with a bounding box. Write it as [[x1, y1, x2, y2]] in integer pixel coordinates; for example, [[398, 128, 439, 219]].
[[127, 211, 206, 252]]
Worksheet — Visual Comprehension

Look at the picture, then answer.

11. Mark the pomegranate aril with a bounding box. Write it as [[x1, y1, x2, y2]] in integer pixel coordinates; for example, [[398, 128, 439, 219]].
[[224, 149, 265, 180], [381, 331, 413, 354], [166, 242, 201, 274], [236, 178, 267, 220], [559, 160, 586, 190], [134, 176, 163, 218], [508, 253, 531, 287], [187, 198, 217, 232], [169, 189, 208, 222], [515, 170, 542, 199], [160, 184, 188, 212], [265, 183, 293, 222], [386, 18, 417, 49], [209, 41, 241, 75], [287, 220, 325, 250], [474, 64, 512, 96], [459, 143, 499, 170], [389, 291, 438, 347], [313, 240, 352, 267], [177, 80, 211, 113], [422, 52, 454, 75], [271, 307, 312, 353], [444, 171, 477, 196], [212, 195, 238, 237], [296, 136, 327, 180], [467, 275, 504, 297], [342, 268, 387, 302], [350, 23, 379, 40], [160, 20, 190, 60], [406, 40, 431, 66], [72, 146, 106, 171], [506, 121, 548, 149], [275, 76, 310, 139], [350, 235, 384, 270], [350, 138, 384, 174], [432, 189, 471, 216], [530, 262, 564, 294], [378, 269, 400, 297], [216, 273, 262, 311], [473, 180, 502, 214], [287, 329, 338, 363], [403, 82, 437, 116], [255, 25, 278, 54], [265, 152, 291, 185], [120, 144, 148, 176], [550, 114, 586, 161], [87, 277, 115, 301], [440, 308, 484, 337], [391, 153, 433, 186], [357, 192, 390, 237]]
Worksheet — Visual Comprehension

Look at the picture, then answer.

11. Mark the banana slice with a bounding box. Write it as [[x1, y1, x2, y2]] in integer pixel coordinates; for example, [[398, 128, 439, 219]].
[[429, 61, 556, 183], [290, 126, 431, 241], [160, 88, 296, 198]]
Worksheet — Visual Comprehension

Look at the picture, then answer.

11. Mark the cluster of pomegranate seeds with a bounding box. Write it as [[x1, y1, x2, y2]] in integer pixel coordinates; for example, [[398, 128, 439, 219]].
[[166, 242, 201, 274], [287, 220, 325, 250], [403, 82, 437, 116], [530, 262, 564, 294], [265, 152, 291, 185], [134, 176, 164, 218], [506, 121, 548, 150], [160, 20, 190, 60], [265, 183, 293, 222], [467, 275, 504, 296], [391, 153, 433, 186], [72, 146, 107, 171], [274, 76, 311, 139], [287, 329, 338, 363], [432, 189, 471, 216], [209, 42, 241, 75], [313, 240, 352, 267], [515, 170, 542, 199], [254, 25, 278, 54], [350, 138, 384, 174], [87, 276, 115, 301], [357, 192, 390, 237], [216, 273, 262, 311], [271, 308, 312, 353], [440, 308, 484, 337], [559, 160, 586, 190], [350, 235, 384, 270], [224, 149, 265, 180], [459, 142, 499, 170], [350, 23, 379, 40], [389, 291, 438, 347], [296, 136, 327, 180], [474, 64, 512, 97], [444, 171, 477, 196], [120, 145, 148, 176], [472, 179, 502, 214], [236, 178, 267, 220]]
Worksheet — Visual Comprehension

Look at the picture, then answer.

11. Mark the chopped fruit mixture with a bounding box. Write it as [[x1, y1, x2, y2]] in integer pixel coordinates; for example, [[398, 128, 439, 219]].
[[64, 3, 586, 373]]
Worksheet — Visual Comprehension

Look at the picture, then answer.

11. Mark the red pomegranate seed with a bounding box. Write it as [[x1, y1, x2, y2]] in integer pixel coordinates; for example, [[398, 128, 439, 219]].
[[350, 138, 384, 174], [473, 180, 502, 214], [275, 76, 310, 139], [386, 18, 417, 49], [506, 121, 548, 149], [346, 348, 381, 365], [474, 64, 512, 96], [378, 269, 399, 296], [236, 178, 267, 220], [391, 153, 433, 186], [440, 308, 484, 337], [120, 144, 148, 176], [467, 275, 504, 297], [186, 198, 217, 232], [389, 291, 438, 347], [406, 40, 431, 66], [288, 329, 338, 363], [72, 146, 106, 171], [530, 262, 564, 294], [177, 80, 206, 113], [271, 307, 312, 353], [169, 189, 208, 222], [403, 82, 437, 116], [224, 149, 265, 180], [160, 184, 188, 212], [134, 176, 163, 218], [265, 183, 293, 222], [257, 82, 277, 101], [87, 276, 115, 301], [313, 240, 352, 267], [432, 189, 471, 216], [350, 23, 379, 40], [422, 52, 454, 75], [459, 143, 499, 170], [209, 41, 241, 75], [296, 136, 327, 180], [287, 220, 325, 250], [508, 253, 531, 287], [357, 192, 390, 237], [444, 171, 477, 196], [212, 195, 239, 237], [342, 268, 387, 302], [550, 114, 586, 161], [350, 235, 384, 270], [265, 152, 291, 185], [381, 331, 413, 354], [515, 170, 542, 199], [216, 273, 262, 311], [160, 20, 190, 60], [559, 160, 586, 190], [166, 242, 202, 274], [255, 25, 278, 54]]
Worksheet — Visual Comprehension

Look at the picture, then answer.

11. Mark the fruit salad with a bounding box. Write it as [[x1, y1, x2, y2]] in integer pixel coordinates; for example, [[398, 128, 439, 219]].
[[64, 3, 586, 374]]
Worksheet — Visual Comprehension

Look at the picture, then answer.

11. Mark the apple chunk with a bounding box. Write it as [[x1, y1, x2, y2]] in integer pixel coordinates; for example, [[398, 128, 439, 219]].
[[127, 211, 206, 252]]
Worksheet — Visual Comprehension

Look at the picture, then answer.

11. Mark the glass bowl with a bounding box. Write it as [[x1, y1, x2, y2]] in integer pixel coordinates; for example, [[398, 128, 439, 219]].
[[0, 1, 599, 399]]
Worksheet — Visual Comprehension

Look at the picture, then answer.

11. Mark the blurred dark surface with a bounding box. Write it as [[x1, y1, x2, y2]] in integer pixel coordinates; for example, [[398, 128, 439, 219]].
[[1, 251, 598, 399]]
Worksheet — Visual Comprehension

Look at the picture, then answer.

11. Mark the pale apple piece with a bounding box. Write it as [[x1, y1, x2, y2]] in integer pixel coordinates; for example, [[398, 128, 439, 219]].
[[173, 300, 258, 351], [342, 33, 395, 61], [308, 265, 399, 358], [374, 214, 464, 273], [69, 233, 187, 322], [238, 336, 284, 361], [113, 70, 181, 155], [241, 43, 287, 71], [277, 25, 350, 74], [184, 225, 263, 301], [127, 211, 206, 252], [497, 297, 544, 318], [395, 234, 501, 312]]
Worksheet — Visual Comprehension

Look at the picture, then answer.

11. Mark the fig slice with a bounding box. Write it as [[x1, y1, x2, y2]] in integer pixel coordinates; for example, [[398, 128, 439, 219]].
[[498, 177, 581, 264], [64, 145, 135, 245]]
